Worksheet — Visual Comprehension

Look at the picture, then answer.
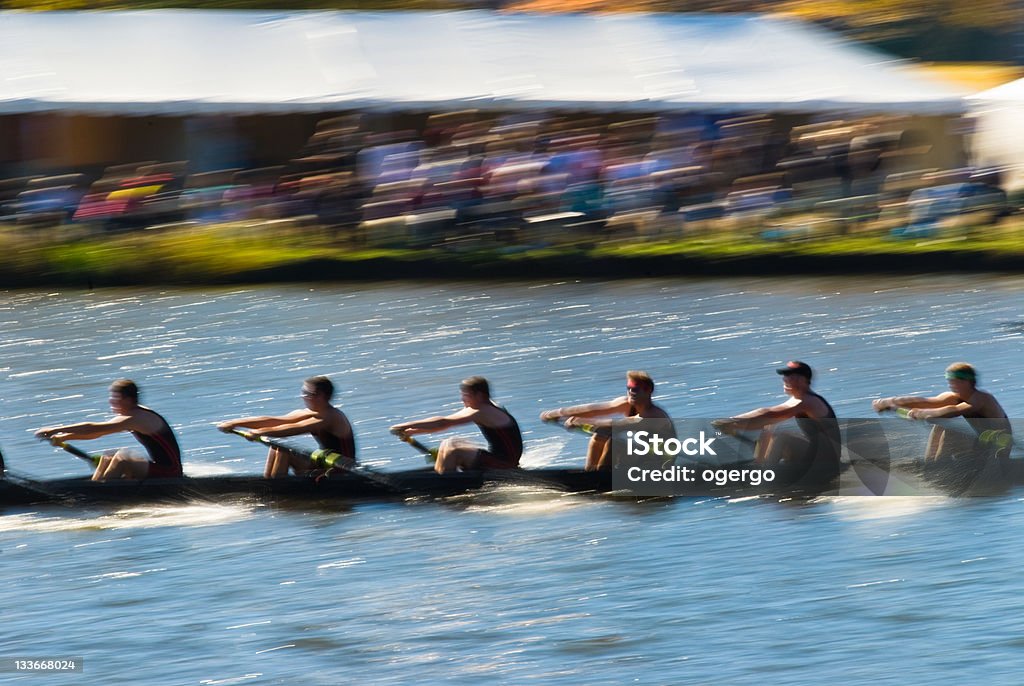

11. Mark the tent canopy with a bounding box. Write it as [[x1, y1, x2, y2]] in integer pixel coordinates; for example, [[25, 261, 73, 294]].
[[0, 10, 967, 116], [968, 77, 1024, 104], [968, 77, 1024, 191]]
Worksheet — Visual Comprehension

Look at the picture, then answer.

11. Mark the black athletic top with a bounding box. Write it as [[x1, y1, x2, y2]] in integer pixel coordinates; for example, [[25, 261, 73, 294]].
[[794, 391, 840, 465], [478, 404, 523, 465], [131, 407, 183, 477]]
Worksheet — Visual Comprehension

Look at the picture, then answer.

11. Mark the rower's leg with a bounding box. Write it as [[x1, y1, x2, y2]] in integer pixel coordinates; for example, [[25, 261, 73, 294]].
[[265, 448, 289, 479], [94, 450, 148, 481], [585, 435, 610, 471], [108, 451, 150, 479], [435, 439, 478, 474], [753, 428, 775, 463], [594, 437, 615, 471], [91, 452, 117, 481], [924, 426, 943, 461]]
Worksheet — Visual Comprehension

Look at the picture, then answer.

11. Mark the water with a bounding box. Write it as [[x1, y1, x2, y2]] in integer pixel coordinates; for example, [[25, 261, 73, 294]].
[[2, 277, 1024, 684]]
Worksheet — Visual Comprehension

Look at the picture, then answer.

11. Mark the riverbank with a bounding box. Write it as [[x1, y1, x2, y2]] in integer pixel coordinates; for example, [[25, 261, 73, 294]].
[[3, 220, 1024, 288]]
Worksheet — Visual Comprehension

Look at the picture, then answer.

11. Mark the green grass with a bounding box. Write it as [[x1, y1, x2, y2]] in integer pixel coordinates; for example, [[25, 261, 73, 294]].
[[2, 219, 1024, 287]]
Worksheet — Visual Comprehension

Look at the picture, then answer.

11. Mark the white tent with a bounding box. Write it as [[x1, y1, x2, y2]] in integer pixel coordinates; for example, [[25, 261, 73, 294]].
[[968, 78, 1024, 192], [0, 10, 966, 116]]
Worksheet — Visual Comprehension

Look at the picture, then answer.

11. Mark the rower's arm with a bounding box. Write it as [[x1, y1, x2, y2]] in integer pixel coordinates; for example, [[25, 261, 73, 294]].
[[568, 414, 643, 430], [720, 402, 800, 431], [218, 412, 307, 431], [392, 408, 477, 435], [36, 416, 134, 441], [253, 415, 327, 438], [540, 398, 629, 421], [873, 393, 956, 412], [908, 401, 975, 420]]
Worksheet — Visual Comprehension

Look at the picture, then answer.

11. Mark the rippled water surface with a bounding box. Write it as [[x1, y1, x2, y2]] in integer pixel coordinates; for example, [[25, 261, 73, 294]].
[[3, 277, 1024, 684]]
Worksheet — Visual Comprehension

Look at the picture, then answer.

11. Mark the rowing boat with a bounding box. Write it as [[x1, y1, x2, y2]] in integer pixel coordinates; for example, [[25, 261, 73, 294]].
[[0, 459, 855, 507], [0, 467, 613, 507], [5, 444, 1019, 507]]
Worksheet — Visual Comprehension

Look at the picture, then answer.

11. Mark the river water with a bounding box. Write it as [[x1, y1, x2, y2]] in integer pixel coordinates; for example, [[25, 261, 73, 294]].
[[2, 277, 1024, 684]]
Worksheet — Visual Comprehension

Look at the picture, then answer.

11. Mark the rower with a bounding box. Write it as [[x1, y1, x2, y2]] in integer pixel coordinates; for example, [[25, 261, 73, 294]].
[[873, 362, 1011, 460], [35, 379, 183, 481], [540, 370, 673, 471], [714, 361, 840, 475], [390, 376, 522, 474], [217, 375, 355, 479]]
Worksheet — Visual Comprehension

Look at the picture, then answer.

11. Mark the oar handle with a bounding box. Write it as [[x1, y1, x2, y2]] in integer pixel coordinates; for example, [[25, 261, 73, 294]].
[[226, 427, 333, 462], [542, 416, 597, 435], [223, 425, 404, 491], [397, 435, 439, 462], [41, 438, 101, 466]]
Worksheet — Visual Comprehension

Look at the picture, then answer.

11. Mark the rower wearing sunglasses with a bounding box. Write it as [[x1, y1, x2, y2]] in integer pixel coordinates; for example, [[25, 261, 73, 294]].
[[540, 371, 673, 471], [217, 376, 355, 478]]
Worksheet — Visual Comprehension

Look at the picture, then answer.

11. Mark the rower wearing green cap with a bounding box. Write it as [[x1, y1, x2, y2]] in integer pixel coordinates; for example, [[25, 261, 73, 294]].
[[873, 362, 1011, 459]]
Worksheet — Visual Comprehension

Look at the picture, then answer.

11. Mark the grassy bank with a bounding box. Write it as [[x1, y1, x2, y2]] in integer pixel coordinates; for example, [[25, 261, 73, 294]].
[[2, 221, 1024, 288]]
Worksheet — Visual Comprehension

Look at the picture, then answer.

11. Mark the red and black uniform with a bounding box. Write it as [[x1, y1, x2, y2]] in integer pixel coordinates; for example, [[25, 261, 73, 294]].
[[312, 427, 356, 461], [476, 404, 523, 469], [131, 407, 183, 478]]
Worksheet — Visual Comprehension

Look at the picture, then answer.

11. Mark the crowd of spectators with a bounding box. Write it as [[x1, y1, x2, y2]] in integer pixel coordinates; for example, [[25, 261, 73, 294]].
[[0, 110, 1012, 246]]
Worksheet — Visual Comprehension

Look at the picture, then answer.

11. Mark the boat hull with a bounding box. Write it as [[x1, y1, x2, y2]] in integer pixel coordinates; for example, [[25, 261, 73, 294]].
[[8, 454, 1018, 507], [0, 468, 616, 507]]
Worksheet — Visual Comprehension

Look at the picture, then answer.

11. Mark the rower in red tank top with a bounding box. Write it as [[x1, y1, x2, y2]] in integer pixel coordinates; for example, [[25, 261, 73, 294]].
[[390, 376, 523, 474], [218, 375, 356, 478], [35, 379, 183, 481]]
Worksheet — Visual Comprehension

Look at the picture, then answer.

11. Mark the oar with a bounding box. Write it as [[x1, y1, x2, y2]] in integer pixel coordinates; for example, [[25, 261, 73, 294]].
[[1, 469, 69, 503], [390, 430, 439, 462], [542, 416, 599, 435], [0, 443, 81, 503], [710, 419, 759, 448], [55, 441, 101, 466], [38, 437, 101, 467], [227, 428, 407, 493], [0, 444, 47, 501]]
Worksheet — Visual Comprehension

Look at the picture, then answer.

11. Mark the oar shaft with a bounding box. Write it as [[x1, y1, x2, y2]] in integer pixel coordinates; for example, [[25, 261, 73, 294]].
[[59, 442, 101, 465], [226, 427, 404, 492], [404, 436, 439, 460], [542, 417, 598, 435]]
